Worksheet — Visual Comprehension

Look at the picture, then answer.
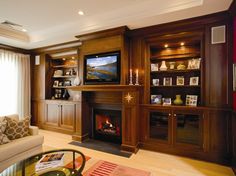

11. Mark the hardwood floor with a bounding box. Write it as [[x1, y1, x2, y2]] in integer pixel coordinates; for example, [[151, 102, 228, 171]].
[[40, 129, 235, 176]]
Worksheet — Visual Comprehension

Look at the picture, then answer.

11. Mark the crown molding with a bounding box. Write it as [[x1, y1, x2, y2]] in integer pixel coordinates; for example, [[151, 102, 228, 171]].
[[0, 24, 30, 42]]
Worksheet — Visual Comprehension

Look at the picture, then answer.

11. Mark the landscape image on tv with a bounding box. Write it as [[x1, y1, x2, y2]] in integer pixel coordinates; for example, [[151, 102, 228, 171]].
[[86, 55, 118, 80]]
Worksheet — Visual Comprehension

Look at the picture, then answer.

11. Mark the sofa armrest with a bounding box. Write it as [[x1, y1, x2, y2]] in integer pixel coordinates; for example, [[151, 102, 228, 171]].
[[29, 126, 39, 136]]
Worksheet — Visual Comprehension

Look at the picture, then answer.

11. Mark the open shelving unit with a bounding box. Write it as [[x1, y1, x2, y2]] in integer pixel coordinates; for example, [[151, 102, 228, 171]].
[[46, 53, 79, 100], [149, 38, 203, 107]]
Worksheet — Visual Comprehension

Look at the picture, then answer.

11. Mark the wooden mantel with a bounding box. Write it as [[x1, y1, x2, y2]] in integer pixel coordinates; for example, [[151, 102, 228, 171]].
[[70, 84, 143, 153], [68, 85, 143, 92]]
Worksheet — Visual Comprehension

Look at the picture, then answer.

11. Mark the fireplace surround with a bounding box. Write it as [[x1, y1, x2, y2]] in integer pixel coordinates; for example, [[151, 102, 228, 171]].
[[93, 108, 122, 144]]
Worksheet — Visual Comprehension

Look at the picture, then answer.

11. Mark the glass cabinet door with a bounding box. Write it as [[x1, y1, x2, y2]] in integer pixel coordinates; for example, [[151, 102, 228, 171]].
[[149, 111, 170, 142], [174, 112, 203, 146]]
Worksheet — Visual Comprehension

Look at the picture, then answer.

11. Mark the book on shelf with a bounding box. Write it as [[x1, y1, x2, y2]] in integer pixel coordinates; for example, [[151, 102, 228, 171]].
[[35, 153, 64, 173]]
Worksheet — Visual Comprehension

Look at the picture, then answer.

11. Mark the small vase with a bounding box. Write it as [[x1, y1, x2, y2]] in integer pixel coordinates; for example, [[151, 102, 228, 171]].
[[160, 61, 167, 71], [173, 95, 183, 105], [73, 72, 81, 86]]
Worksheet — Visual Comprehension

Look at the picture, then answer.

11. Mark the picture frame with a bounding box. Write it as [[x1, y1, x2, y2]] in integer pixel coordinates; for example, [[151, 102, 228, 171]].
[[186, 95, 198, 106], [176, 76, 184, 86], [151, 95, 162, 104], [151, 63, 159, 72], [63, 80, 71, 86], [163, 77, 172, 86], [152, 79, 160, 86], [187, 58, 201, 69], [53, 80, 59, 87], [162, 98, 172, 106], [190, 77, 199, 86]]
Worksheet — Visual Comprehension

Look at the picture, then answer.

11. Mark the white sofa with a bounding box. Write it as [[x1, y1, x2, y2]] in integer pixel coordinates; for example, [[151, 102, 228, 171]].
[[0, 117, 44, 173]]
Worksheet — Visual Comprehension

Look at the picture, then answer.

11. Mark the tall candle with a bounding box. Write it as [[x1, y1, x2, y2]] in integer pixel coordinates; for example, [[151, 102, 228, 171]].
[[129, 69, 133, 85], [135, 69, 139, 85]]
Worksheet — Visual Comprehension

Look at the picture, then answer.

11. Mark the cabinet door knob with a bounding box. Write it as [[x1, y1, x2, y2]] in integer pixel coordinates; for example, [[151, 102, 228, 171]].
[[168, 113, 171, 117], [173, 114, 176, 117]]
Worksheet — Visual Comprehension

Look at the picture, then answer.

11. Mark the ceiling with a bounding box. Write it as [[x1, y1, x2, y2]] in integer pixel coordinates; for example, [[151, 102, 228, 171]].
[[0, 0, 233, 49]]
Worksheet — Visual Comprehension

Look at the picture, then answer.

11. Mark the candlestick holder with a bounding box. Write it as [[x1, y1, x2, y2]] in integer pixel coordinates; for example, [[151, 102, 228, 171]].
[[129, 76, 133, 85], [135, 75, 139, 85]]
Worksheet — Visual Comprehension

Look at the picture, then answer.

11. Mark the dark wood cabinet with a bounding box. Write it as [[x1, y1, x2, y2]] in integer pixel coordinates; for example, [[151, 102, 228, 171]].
[[142, 106, 204, 154], [43, 100, 77, 134]]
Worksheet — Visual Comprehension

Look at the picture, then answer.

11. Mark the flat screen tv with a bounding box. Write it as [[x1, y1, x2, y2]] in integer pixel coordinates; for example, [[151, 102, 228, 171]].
[[84, 51, 120, 84]]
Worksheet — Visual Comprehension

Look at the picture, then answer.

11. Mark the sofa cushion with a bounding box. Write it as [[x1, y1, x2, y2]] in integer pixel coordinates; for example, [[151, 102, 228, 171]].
[[0, 135, 44, 162], [5, 117, 30, 140], [0, 118, 10, 145]]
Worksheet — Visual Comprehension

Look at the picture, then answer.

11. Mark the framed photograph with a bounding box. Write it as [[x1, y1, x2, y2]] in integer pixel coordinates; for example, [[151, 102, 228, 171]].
[[63, 80, 71, 86], [152, 79, 160, 86], [176, 76, 184, 85], [53, 80, 59, 87], [162, 98, 172, 106], [151, 63, 159, 72], [186, 95, 198, 106], [190, 77, 199, 85], [187, 58, 201, 69], [151, 95, 162, 104], [163, 77, 172, 86]]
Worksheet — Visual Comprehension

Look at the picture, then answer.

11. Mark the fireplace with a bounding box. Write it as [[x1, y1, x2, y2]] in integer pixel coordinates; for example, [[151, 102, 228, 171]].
[[93, 109, 122, 144]]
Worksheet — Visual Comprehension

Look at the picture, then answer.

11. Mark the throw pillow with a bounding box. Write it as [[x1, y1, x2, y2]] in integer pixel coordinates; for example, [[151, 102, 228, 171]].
[[0, 117, 11, 144], [5, 117, 30, 140]]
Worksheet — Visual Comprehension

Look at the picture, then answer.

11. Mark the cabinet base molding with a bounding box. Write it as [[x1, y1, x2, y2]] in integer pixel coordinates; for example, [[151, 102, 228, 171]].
[[121, 143, 139, 153], [139, 142, 231, 166], [40, 125, 74, 135], [72, 133, 89, 142]]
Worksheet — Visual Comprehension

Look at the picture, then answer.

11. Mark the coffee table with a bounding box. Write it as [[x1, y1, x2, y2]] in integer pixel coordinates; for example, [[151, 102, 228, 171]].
[[0, 149, 86, 176]]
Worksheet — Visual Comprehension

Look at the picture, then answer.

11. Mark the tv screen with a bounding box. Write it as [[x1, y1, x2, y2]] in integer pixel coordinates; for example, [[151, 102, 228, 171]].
[[84, 52, 120, 84]]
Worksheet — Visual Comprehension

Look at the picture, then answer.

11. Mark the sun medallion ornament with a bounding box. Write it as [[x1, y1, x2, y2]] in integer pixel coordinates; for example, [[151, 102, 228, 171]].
[[125, 92, 133, 103]]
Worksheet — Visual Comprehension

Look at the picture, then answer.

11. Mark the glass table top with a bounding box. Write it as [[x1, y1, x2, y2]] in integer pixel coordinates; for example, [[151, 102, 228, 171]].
[[0, 149, 86, 176]]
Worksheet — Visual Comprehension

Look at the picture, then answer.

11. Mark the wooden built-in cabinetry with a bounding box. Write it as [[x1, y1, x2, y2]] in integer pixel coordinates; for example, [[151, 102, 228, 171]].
[[31, 12, 233, 165]]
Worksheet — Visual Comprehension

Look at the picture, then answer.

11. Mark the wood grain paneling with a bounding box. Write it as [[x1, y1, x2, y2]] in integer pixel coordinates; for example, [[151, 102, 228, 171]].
[[60, 103, 75, 130], [45, 102, 59, 126]]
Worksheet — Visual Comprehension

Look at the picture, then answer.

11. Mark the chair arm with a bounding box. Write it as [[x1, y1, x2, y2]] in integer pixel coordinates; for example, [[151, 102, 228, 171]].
[[29, 126, 39, 136]]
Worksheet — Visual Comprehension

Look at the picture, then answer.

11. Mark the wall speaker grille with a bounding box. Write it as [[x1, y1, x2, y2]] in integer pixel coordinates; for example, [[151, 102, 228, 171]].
[[211, 25, 226, 44]]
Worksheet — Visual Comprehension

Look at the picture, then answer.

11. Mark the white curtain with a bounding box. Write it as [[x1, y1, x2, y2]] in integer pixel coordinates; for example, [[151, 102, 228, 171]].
[[0, 49, 30, 118]]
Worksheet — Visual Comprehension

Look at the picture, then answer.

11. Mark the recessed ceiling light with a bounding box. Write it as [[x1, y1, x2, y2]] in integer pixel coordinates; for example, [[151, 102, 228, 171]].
[[22, 28, 27, 32], [78, 11, 84, 15], [180, 42, 185, 46], [164, 44, 168, 48]]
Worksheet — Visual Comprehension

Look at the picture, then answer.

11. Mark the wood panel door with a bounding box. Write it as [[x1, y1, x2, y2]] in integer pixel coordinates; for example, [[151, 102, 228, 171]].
[[44, 102, 60, 126], [172, 109, 204, 151], [60, 103, 76, 131]]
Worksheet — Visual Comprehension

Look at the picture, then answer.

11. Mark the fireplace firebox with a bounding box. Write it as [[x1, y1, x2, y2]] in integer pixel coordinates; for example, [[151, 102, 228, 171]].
[[93, 109, 121, 143]]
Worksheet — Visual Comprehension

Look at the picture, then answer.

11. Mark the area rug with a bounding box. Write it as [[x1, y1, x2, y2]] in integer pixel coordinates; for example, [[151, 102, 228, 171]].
[[69, 139, 132, 158], [65, 156, 91, 169], [83, 160, 151, 176]]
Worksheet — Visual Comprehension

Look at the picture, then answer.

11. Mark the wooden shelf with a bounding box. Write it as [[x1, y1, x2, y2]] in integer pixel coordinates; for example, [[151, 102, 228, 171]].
[[52, 65, 77, 68], [52, 86, 73, 89], [151, 69, 200, 74], [67, 85, 143, 92], [53, 75, 76, 78], [150, 53, 200, 61], [151, 85, 201, 88]]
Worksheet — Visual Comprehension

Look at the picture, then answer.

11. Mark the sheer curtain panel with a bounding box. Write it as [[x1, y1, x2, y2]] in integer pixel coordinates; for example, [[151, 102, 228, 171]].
[[0, 49, 30, 118]]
